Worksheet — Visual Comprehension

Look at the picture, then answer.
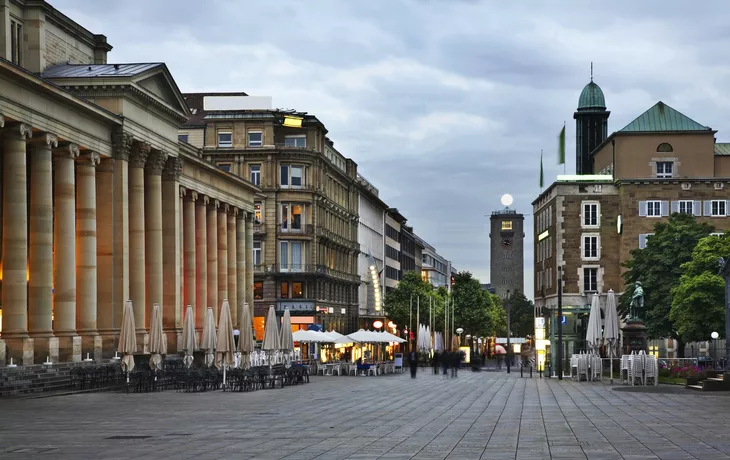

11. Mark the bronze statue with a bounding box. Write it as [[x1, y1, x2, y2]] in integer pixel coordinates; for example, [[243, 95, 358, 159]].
[[630, 281, 644, 320]]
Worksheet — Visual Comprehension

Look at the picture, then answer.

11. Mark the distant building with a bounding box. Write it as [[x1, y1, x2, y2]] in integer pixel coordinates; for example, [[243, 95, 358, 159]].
[[418, 237, 451, 290], [384, 208, 406, 293], [481, 284, 496, 294], [356, 174, 387, 328], [489, 208, 525, 298]]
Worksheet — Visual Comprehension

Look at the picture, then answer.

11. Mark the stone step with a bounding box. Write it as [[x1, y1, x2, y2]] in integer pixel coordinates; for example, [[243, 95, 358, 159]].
[[687, 384, 703, 390]]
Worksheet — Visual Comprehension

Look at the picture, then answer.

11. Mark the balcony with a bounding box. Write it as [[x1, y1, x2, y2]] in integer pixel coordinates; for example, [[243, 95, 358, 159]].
[[253, 222, 266, 234], [315, 227, 359, 251], [255, 263, 360, 283], [277, 224, 314, 237]]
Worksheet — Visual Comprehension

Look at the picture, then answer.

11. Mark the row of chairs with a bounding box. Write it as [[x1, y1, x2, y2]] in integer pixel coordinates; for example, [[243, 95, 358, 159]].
[[621, 352, 658, 386]]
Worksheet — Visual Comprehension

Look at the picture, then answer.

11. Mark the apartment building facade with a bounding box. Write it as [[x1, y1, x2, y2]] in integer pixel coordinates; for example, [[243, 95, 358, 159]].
[[356, 174, 387, 328], [419, 239, 452, 290], [181, 94, 360, 335], [384, 209, 405, 293]]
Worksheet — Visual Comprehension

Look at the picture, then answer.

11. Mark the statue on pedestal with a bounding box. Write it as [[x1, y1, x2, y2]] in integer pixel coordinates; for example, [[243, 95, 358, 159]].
[[629, 281, 644, 320]]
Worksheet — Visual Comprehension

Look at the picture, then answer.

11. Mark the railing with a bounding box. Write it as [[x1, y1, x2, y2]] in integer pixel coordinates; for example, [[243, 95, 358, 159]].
[[277, 224, 314, 236], [253, 222, 266, 234], [315, 227, 359, 250], [254, 263, 359, 282]]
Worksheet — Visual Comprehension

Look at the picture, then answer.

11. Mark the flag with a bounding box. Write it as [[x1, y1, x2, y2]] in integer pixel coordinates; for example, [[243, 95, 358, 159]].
[[558, 124, 566, 165], [539, 150, 544, 188]]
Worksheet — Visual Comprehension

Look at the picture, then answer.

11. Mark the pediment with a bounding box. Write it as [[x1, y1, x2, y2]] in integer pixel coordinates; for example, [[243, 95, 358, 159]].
[[132, 67, 190, 120]]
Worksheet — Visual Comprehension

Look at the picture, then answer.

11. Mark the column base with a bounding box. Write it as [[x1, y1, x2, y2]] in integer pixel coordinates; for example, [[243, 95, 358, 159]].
[[136, 332, 150, 354], [57, 336, 82, 362], [2, 338, 35, 366], [99, 330, 120, 359], [80, 335, 103, 362], [32, 337, 60, 364]]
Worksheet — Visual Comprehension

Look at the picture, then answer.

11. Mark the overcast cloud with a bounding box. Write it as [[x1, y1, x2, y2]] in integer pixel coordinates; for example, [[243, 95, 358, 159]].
[[55, 0, 730, 299]]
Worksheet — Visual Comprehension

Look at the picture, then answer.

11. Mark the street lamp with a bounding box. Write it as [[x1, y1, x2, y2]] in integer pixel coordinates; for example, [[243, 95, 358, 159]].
[[506, 289, 512, 374], [456, 328, 464, 347], [711, 331, 719, 367]]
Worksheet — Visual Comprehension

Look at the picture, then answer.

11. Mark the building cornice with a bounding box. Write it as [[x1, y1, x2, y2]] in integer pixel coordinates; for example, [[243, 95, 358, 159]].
[[617, 177, 730, 186]]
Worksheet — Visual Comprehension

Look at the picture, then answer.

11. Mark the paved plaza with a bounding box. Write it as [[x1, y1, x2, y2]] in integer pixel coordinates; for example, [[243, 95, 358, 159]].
[[1, 371, 730, 460]]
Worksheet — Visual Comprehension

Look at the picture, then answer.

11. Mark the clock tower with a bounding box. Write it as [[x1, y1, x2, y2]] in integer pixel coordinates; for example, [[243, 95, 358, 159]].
[[489, 202, 525, 299]]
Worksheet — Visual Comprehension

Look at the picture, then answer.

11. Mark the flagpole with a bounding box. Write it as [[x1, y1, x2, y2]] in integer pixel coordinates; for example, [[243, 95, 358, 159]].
[[416, 296, 420, 349], [563, 121, 566, 174]]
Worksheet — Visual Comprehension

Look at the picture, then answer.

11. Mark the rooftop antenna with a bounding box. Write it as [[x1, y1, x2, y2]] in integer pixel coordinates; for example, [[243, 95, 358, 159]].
[[590, 62, 593, 82]]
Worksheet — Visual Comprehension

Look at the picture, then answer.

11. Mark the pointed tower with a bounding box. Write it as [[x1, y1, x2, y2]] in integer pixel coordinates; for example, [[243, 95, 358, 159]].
[[573, 67, 610, 174]]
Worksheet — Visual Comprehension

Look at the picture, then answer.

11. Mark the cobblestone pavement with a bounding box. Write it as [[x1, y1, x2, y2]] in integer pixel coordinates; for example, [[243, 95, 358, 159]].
[[1, 370, 730, 460]]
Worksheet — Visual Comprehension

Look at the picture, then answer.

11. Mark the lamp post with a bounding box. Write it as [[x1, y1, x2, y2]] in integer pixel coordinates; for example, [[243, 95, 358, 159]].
[[506, 289, 512, 374], [711, 331, 719, 368], [718, 257, 730, 370], [557, 266, 563, 380], [456, 328, 464, 348]]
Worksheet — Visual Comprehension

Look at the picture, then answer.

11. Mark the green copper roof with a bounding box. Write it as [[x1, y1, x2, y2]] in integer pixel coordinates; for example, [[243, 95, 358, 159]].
[[715, 143, 730, 156], [577, 81, 606, 110], [619, 101, 711, 133]]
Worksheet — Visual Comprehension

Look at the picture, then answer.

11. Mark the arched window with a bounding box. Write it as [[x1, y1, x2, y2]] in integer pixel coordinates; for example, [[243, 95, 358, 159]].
[[657, 143, 673, 153]]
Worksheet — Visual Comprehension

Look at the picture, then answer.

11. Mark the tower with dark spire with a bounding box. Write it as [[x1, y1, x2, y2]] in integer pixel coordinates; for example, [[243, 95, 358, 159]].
[[573, 64, 610, 174]]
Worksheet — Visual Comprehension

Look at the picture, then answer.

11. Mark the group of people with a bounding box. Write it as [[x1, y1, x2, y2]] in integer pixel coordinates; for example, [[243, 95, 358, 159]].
[[408, 350, 465, 378]]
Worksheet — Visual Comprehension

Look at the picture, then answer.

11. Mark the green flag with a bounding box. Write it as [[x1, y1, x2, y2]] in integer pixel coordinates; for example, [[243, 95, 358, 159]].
[[539, 150, 544, 188], [558, 124, 566, 165]]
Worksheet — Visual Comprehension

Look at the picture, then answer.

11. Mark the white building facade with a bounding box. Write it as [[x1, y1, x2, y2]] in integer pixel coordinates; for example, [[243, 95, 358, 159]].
[[356, 175, 387, 318]]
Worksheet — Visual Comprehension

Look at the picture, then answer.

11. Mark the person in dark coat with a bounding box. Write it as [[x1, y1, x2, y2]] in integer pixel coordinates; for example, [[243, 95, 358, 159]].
[[432, 351, 440, 375], [409, 349, 419, 378]]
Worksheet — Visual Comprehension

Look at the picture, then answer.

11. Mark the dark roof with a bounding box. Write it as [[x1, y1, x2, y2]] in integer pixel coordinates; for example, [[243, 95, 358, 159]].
[[183, 92, 249, 126], [619, 101, 712, 133], [41, 63, 163, 78], [577, 81, 606, 111]]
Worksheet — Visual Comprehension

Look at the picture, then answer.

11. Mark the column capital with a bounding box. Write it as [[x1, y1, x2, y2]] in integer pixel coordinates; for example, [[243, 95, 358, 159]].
[[191, 191, 199, 202], [162, 156, 183, 181], [111, 131, 133, 161], [222, 203, 230, 213], [79, 151, 101, 167], [0, 113, 4, 128], [145, 150, 168, 175], [129, 141, 151, 168], [233, 207, 239, 217], [180, 186, 187, 198], [245, 211, 255, 223], [4, 121, 33, 140], [210, 199, 220, 210], [52, 142, 80, 161], [28, 132, 58, 149]]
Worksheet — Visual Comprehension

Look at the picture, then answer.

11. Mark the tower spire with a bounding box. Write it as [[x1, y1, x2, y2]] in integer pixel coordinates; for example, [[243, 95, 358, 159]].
[[590, 62, 593, 82]]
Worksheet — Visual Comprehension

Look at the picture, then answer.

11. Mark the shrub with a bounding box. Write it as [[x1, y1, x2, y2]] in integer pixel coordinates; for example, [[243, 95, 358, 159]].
[[668, 365, 703, 379]]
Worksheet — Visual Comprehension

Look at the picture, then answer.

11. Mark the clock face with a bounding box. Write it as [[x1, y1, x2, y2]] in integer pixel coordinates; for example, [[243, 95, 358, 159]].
[[501, 238, 512, 249]]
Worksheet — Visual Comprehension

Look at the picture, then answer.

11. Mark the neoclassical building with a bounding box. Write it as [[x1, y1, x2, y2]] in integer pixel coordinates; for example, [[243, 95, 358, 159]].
[[0, 1, 258, 366]]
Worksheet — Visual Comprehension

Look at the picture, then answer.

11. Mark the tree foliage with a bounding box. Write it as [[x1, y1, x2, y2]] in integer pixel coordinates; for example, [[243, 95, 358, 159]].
[[620, 213, 714, 355], [670, 234, 730, 342], [506, 292, 534, 338], [383, 270, 444, 333]]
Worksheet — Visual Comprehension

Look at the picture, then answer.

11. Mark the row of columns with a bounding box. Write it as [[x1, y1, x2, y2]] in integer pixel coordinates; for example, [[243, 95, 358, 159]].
[[181, 191, 254, 333], [1, 120, 255, 365]]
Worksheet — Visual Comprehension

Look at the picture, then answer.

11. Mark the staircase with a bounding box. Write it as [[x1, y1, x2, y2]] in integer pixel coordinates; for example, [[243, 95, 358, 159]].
[[686, 371, 730, 392], [0, 363, 76, 397]]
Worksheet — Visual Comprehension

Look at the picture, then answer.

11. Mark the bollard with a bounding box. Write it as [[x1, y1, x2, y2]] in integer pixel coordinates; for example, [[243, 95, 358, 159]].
[[539, 365, 543, 379], [530, 365, 533, 378], [520, 365, 523, 377]]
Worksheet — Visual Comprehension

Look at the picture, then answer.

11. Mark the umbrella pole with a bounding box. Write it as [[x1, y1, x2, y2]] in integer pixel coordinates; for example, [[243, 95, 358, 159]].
[[609, 343, 614, 385]]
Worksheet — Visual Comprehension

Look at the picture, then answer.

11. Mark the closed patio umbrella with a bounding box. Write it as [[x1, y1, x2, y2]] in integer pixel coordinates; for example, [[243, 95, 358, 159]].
[[149, 303, 166, 372], [118, 300, 137, 382], [603, 289, 620, 384], [181, 305, 197, 368], [201, 307, 217, 367], [279, 309, 294, 366], [216, 300, 235, 385], [586, 293, 603, 355], [238, 302, 255, 369], [262, 306, 280, 365]]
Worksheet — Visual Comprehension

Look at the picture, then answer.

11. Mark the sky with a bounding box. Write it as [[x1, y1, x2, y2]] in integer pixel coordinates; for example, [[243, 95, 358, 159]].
[[55, 0, 730, 300]]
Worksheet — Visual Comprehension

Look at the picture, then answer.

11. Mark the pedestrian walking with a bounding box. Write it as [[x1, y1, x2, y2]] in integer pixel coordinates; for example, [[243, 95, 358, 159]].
[[409, 349, 419, 379], [432, 351, 440, 375]]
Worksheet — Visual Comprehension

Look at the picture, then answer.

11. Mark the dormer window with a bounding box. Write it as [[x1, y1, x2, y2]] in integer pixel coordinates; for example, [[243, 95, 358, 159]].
[[657, 143, 673, 153]]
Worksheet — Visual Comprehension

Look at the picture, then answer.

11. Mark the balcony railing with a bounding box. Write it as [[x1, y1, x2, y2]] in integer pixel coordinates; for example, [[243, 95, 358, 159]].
[[253, 222, 266, 234], [277, 224, 314, 236], [255, 263, 359, 282], [315, 227, 359, 250]]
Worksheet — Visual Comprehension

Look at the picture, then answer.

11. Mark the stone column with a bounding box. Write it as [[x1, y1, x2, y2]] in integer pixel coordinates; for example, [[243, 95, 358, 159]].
[[162, 156, 182, 351], [195, 194, 208, 331], [144, 150, 167, 329], [53, 142, 81, 362], [218, 204, 228, 310], [28, 133, 57, 363], [2, 122, 33, 365], [184, 190, 197, 318], [236, 212, 246, 328], [76, 150, 101, 360], [245, 212, 254, 317], [207, 200, 219, 319], [227, 210, 237, 327], [129, 141, 150, 350]]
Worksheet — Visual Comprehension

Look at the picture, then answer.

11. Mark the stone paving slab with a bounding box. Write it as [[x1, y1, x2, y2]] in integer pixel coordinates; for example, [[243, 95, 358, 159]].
[[1, 371, 730, 459]]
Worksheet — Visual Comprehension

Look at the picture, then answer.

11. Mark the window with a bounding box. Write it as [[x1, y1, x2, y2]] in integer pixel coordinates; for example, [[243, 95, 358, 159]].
[[10, 20, 21, 65], [249, 164, 261, 186], [582, 202, 599, 227], [280, 203, 304, 232], [280, 165, 306, 188], [217, 131, 232, 148], [385, 266, 400, 281], [386, 244, 399, 260], [656, 161, 673, 178], [292, 282, 304, 299], [678, 200, 693, 215], [281, 281, 289, 298], [501, 221, 513, 231], [217, 163, 231, 173], [710, 200, 728, 217], [253, 240, 261, 266], [657, 143, 673, 153], [280, 241, 303, 272], [638, 233, 654, 249], [284, 136, 306, 148], [247, 131, 262, 147], [583, 267, 598, 292], [178, 134, 189, 143], [647, 200, 662, 217], [253, 281, 263, 300], [583, 235, 599, 260], [254, 202, 262, 224]]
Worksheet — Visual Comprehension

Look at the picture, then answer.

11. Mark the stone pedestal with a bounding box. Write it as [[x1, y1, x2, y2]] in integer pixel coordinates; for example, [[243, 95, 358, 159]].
[[33, 336, 59, 364], [101, 333, 119, 360], [3, 338, 35, 365], [622, 320, 649, 355], [58, 336, 82, 362], [81, 335, 103, 361]]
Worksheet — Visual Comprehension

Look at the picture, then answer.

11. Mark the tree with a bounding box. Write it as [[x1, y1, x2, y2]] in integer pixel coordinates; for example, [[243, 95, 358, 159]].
[[383, 270, 439, 334], [670, 234, 730, 342], [620, 213, 714, 357], [506, 292, 534, 338], [452, 271, 507, 338]]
